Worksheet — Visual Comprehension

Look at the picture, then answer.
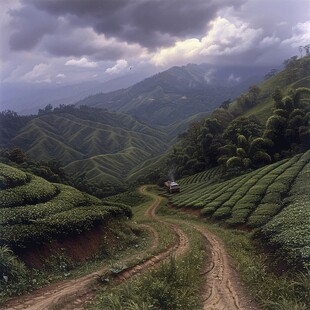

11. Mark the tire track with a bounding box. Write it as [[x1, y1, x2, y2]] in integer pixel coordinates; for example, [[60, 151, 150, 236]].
[[3, 186, 259, 310], [179, 221, 260, 310], [3, 186, 189, 310]]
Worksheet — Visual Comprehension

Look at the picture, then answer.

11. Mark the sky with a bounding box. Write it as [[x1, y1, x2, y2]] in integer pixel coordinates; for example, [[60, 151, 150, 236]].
[[1, 0, 309, 85]]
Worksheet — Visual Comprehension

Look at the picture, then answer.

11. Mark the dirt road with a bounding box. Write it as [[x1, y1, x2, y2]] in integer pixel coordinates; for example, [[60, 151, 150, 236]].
[[142, 187, 259, 310], [3, 187, 188, 310], [3, 186, 259, 310]]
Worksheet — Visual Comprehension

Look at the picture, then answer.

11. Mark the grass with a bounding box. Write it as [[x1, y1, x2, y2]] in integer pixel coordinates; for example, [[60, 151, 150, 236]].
[[0, 219, 150, 305], [170, 151, 310, 269], [104, 189, 150, 208], [158, 199, 309, 310], [87, 222, 205, 310], [207, 224, 310, 310], [229, 55, 310, 124]]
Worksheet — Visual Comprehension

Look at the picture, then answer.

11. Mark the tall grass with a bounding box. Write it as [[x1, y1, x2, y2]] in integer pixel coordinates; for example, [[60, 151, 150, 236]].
[[88, 225, 205, 310]]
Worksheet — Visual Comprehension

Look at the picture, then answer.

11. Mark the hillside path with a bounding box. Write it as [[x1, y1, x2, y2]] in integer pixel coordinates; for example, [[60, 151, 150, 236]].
[[142, 187, 259, 310], [3, 186, 259, 310], [2, 187, 188, 310]]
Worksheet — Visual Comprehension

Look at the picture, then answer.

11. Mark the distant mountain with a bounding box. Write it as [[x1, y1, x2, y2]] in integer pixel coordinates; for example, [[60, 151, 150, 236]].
[[76, 63, 266, 126], [0, 73, 146, 115]]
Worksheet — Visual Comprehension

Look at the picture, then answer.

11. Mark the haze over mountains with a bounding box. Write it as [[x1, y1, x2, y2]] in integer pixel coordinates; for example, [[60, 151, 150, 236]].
[[0, 60, 287, 186], [1, 63, 267, 118], [3, 56, 308, 187], [76, 63, 267, 126], [0, 72, 149, 115]]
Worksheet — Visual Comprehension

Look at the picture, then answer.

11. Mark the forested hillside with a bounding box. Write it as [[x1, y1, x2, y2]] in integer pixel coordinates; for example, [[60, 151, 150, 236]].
[[146, 56, 310, 183]]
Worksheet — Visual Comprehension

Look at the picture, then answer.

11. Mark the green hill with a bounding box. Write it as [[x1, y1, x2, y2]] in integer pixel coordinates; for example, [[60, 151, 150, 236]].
[[169, 151, 310, 269], [1, 107, 169, 185], [0, 163, 132, 250], [229, 55, 310, 123]]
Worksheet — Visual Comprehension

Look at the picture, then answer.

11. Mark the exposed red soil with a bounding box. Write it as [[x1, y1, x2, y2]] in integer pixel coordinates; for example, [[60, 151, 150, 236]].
[[3, 187, 189, 310], [167, 203, 260, 309], [3, 186, 260, 310], [2, 224, 157, 310], [18, 223, 115, 269]]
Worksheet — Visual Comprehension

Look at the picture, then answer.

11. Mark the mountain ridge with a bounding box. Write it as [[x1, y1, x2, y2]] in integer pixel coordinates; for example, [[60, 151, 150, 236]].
[[76, 63, 265, 126]]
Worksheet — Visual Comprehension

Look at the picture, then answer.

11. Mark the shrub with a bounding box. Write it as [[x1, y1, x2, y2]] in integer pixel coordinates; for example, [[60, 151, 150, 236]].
[[213, 207, 231, 219], [0, 164, 30, 190]]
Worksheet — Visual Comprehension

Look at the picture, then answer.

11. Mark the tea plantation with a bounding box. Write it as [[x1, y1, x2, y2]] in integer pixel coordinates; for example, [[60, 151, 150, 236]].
[[170, 151, 310, 269], [0, 163, 132, 249]]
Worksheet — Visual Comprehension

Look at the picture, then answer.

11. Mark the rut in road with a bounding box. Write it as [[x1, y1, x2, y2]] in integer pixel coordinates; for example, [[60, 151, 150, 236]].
[[3, 186, 260, 310], [139, 187, 260, 310], [188, 223, 260, 310], [3, 186, 189, 310]]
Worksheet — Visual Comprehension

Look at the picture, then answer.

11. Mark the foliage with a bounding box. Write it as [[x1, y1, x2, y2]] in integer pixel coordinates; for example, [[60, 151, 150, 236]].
[[0, 246, 27, 286], [170, 151, 310, 269], [0, 164, 30, 189], [0, 173, 59, 208], [0, 149, 126, 199], [104, 190, 149, 208], [0, 164, 132, 249], [167, 83, 309, 180], [264, 87, 310, 157], [0, 104, 169, 188], [89, 229, 205, 310], [258, 159, 310, 270]]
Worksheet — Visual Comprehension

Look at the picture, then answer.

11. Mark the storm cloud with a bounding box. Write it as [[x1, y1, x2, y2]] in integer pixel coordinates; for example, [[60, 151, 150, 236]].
[[1, 0, 309, 84], [22, 0, 245, 50]]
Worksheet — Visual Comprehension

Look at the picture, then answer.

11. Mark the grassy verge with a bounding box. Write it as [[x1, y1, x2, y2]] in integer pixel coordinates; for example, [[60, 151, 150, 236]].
[[86, 223, 205, 310], [0, 219, 149, 305], [206, 225, 309, 310], [158, 195, 309, 310]]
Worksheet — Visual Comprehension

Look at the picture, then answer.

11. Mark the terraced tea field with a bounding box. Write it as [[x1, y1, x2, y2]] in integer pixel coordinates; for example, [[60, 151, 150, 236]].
[[178, 166, 223, 186], [171, 151, 310, 268], [0, 163, 132, 249]]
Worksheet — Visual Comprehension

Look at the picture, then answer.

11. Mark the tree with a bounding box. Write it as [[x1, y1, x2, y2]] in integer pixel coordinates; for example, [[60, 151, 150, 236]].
[[264, 87, 310, 157], [220, 99, 231, 110], [283, 56, 298, 69], [38, 104, 53, 115], [223, 116, 263, 145], [8, 148, 27, 164], [264, 69, 278, 80]]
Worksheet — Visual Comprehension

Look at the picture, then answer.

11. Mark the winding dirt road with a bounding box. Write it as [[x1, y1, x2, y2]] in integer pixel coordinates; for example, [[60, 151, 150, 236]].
[[190, 223, 259, 310], [3, 186, 259, 310]]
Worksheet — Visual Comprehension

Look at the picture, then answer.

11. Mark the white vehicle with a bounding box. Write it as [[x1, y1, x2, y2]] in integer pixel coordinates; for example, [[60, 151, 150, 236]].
[[164, 181, 180, 193]]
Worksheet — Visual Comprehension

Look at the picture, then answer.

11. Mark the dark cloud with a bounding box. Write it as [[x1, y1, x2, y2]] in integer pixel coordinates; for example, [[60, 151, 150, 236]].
[[32, 0, 128, 17], [3, 0, 308, 85], [9, 5, 58, 50], [9, 0, 245, 53], [43, 33, 124, 61]]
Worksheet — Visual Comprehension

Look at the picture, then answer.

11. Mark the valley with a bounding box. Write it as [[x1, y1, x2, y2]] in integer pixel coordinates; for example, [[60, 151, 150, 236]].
[[1, 1, 310, 309], [0, 52, 309, 310]]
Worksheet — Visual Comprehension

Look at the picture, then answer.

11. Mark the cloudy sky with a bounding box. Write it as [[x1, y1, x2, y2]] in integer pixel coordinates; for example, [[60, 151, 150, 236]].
[[1, 0, 309, 85]]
